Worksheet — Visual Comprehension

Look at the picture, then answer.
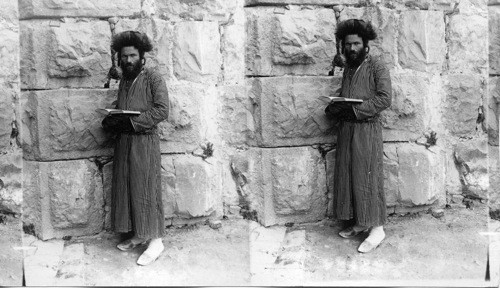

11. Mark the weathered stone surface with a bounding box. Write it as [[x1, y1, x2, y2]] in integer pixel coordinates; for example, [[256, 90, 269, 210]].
[[454, 137, 489, 200], [443, 74, 483, 136], [232, 147, 327, 226], [490, 6, 500, 75], [489, 145, 500, 213], [102, 162, 113, 230], [20, 19, 111, 89], [0, 151, 22, 214], [246, 6, 335, 76], [398, 10, 446, 72], [488, 77, 499, 145], [0, 81, 17, 152], [173, 21, 221, 83], [156, 0, 242, 22], [19, 0, 141, 19], [218, 85, 256, 145], [448, 13, 488, 75], [397, 144, 446, 206], [491, 0, 500, 5], [245, 0, 361, 5], [325, 149, 335, 217], [158, 83, 218, 153], [23, 160, 104, 240], [222, 7, 246, 85], [113, 18, 173, 80], [383, 144, 399, 207], [339, 6, 398, 69], [445, 150, 463, 195], [379, 0, 459, 11], [248, 76, 340, 147], [382, 74, 433, 141], [161, 155, 221, 218], [488, 6, 500, 75], [21, 89, 116, 161]]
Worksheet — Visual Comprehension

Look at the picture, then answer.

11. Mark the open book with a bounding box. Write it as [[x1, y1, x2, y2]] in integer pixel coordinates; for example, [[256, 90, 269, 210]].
[[96, 108, 141, 116], [328, 96, 363, 103]]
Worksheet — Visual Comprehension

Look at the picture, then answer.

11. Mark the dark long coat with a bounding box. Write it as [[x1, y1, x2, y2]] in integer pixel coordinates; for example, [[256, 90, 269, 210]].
[[332, 55, 392, 227], [111, 67, 169, 239]]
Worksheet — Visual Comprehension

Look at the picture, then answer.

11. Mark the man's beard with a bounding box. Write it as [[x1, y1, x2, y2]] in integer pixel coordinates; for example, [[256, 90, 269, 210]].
[[121, 59, 143, 80], [345, 47, 367, 67]]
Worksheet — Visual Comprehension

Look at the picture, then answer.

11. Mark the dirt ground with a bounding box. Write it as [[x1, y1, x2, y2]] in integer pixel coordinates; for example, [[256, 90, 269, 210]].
[[0, 214, 23, 286], [301, 205, 490, 284], [6, 202, 500, 286]]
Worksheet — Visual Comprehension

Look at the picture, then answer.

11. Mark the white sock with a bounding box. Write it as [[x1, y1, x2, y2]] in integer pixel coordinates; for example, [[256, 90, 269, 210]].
[[366, 226, 385, 243]]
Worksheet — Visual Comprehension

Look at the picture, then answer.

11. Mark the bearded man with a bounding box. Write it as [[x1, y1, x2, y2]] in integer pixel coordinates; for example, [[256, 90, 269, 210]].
[[102, 31, 169, 265], [325, 19, 392, 253]]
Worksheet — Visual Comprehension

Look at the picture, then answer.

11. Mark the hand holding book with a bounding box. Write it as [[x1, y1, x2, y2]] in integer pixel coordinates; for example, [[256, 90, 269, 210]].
[[96, 108, 141, 116]]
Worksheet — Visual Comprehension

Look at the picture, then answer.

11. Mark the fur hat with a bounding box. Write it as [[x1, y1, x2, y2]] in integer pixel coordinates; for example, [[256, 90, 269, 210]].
[[335, 19, 377, 42], [111, 30, 153, 53]]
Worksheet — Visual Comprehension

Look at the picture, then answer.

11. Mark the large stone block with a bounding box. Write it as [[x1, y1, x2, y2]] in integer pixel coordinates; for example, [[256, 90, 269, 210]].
[[113, 18, 173, 81], [0, 80, 17, 152], [490, 6, 500, 75], [158, 83, 218, 153], [21, 89, 116, 161], [245, 0, 360, 5], [0, 151, 22, 214], [248, 76, 339, 147], [160, 155, 222, 219], [155, 0, 242, 22], [173, 21, 221, 84], [0, 20, 20, 79], [448, 13, 488, 75], [339, 6, 398, 69], [454, 137, 489, 200], [488, 77, 500, 145], [23, 160, 104, 240], [443, 74, 484, 136], [231, 147, 327, 226], [383, 144, 400, 207], [218, 85, 256, 145], [222, 7, 246, 85], [398, 10, 446, 72], [20, 19, 111, 89], [378, 0, 459, 11], [19, 0, 141, 19], [489, 145, 500, 213], [397, 144, 446, 206], [246, 6, 335, 76], [382, 74, 438, 141]]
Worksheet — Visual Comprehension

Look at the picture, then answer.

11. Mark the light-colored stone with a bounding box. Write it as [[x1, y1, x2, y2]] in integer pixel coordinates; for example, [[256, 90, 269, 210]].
[[445, 150, 463, 195], [490, 6, 500, 75], [156, 0, 242, 22], [20, 19, 111, 89], [339, 6, 398, 69], [0, 80, 17, 152], [246, 6, 335, 76], [102, 161, 113, 230], [222, 7, 246, 85], [448, 13, 488, 75], [19, 0, 141, 19], [398, 10, 446, 72], [443, 74, 484, 136], [245, 0, 360, 5], [379, 0, 459, 11], [489, 145, 500, 213], [454, 138, 489, 200], [248, 76, 340, 147], [382, 74, 433, 140], [23, 160, 104, 240], [397, 144, 446, 206], [488, 77, 499, 145], [158, 83, 218, 153], [218, 85, 256, 145], [21, 89, 116, 161], [325, 149, 335, 217], [383, 144, 400, 207], [173, 21, 221, 83], [161, 155, 222, 218], [0, 151, 23, 214]]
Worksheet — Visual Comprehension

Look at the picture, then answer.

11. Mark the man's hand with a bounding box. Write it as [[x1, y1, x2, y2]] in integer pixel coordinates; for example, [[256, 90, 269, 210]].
[[325, 102, 357, 121], [102, 115, 134, 133]]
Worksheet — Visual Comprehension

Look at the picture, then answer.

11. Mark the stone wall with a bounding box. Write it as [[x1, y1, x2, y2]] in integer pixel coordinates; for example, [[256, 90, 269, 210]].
[[490, 0, 500, 218], [0, 0, 493, 239]]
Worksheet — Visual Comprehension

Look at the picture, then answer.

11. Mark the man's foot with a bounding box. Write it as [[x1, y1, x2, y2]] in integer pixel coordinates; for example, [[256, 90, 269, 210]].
[[358, 226, 385, 253], [339, 225, 368, 238], [117, 236, 147, 251], [137, 238, 164, 266]]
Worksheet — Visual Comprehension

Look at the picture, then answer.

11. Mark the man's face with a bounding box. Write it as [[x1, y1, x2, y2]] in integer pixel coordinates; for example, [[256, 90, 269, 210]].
[[120, 46, 142, 79], [344, 34, 365, 64]]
